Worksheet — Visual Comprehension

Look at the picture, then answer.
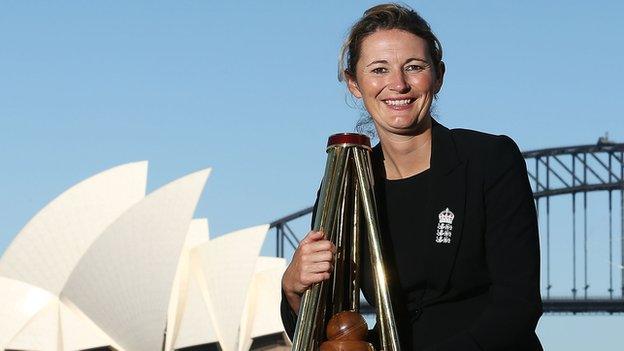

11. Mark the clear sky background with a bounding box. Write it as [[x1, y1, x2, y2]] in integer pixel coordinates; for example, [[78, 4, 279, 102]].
[[1, 1, 623, 349]]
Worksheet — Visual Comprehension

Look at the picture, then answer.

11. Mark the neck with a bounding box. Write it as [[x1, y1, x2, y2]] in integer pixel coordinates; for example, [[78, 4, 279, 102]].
[[377, 117, 433, 180]]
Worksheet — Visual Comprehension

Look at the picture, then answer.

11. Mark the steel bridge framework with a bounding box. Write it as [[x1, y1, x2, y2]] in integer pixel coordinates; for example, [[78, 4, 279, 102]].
[[270, 140, 624, 314]]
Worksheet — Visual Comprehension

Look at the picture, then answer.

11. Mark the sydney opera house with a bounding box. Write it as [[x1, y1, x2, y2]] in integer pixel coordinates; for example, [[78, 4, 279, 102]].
[[0, 161, 290, 351]]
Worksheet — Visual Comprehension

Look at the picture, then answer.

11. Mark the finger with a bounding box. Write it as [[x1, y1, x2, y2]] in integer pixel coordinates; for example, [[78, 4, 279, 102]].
[[303, 239, 334, 254], [305, 250, 334, 264], [313, 272, 332, 282], [305, 272, 332, 285], [306, 261, 333, 274], [300, 230, 324, 245]]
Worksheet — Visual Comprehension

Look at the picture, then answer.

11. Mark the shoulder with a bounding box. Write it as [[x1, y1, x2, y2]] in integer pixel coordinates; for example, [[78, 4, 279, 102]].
[[448, 127, 523, 164], [450, 128, 519, 156], [450, 128, 534, 200]]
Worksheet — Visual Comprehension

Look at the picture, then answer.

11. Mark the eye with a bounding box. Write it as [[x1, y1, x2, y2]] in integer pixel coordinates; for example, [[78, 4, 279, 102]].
[[405, 64, 424, 72], [371, 67, 388, 74]]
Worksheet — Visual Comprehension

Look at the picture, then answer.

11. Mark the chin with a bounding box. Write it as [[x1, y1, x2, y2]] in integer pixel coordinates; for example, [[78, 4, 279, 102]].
[[391, 118, 420, 129], [389, 119, 430, 135]]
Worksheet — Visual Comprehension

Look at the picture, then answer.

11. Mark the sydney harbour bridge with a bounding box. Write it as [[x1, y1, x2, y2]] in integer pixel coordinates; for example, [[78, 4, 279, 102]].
[[269, 138, 624, 314]]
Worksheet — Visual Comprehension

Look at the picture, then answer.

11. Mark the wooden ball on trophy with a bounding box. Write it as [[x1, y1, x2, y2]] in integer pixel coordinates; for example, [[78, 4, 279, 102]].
[[320, 311, 374, 351]]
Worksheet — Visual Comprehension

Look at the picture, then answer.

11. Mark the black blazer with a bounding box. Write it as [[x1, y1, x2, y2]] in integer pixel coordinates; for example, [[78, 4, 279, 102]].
[[281, 120, 543, 350]]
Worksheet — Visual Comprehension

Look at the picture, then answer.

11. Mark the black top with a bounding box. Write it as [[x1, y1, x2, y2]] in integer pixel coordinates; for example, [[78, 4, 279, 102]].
[[379, 169, 430, 318]]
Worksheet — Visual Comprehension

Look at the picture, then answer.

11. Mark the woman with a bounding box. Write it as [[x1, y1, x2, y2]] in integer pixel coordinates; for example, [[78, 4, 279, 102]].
[[281, 3, 542, 350]]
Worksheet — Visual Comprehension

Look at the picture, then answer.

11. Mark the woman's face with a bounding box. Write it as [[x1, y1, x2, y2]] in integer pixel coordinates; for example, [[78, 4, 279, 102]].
[[347, 29, 444, 136]]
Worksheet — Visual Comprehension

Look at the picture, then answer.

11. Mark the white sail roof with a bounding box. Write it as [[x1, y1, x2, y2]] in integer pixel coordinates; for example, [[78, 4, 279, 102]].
[[59, 297, 122, 351], [166, 218, 211, 351], [173, 263, 220, 350], [0, 277, 55, 349], [190, 224, 269, 351], [239, 257, 287, 350], [0, 161, 290, 351], [6, 298, 61, 351], [62, 169, 210, 351], [5, 296, 120, 351], [249, 257, 287, 339], [0, 161, 148, 295]]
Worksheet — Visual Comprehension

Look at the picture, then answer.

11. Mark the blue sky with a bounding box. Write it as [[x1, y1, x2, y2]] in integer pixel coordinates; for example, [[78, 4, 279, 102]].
[[1, 1, 623, 349]]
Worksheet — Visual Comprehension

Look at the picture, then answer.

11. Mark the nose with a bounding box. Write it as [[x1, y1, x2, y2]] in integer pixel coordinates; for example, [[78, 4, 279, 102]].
[[388, 71, 410, 94]]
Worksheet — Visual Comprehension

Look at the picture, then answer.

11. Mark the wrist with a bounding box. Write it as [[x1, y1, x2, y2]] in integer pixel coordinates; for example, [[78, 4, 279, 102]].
[[282, 271, 299, 296]]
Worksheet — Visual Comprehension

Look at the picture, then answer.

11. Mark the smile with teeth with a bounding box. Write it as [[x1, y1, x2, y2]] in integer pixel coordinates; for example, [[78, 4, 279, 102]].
[[384, 98, 414, 106]]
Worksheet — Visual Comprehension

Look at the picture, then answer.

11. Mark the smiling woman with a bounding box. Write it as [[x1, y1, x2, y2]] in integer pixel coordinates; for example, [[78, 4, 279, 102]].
[[281, 3, 543, 351]]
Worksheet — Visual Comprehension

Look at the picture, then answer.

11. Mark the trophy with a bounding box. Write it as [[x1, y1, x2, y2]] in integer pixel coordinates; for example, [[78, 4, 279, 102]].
[[291, 133, 401, 351]]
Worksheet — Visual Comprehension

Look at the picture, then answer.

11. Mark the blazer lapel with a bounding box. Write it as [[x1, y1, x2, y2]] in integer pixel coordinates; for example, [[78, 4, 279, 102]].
[[423, 120, 467, 301]]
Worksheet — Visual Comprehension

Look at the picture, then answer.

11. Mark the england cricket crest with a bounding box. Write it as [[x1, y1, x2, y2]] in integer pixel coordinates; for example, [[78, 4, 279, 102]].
[[435, 207, 455, 244]]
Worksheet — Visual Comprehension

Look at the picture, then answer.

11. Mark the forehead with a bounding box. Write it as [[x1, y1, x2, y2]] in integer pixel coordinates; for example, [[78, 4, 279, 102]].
[[358, 29, 430, 64]]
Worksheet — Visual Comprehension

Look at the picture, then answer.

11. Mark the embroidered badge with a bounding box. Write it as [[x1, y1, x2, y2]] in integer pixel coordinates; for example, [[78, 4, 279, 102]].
[[435, 208, 455, 244]]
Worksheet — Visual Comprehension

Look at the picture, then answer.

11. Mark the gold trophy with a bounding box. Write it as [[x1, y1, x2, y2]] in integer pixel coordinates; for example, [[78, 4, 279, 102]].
[[291, 133, 401, 351]]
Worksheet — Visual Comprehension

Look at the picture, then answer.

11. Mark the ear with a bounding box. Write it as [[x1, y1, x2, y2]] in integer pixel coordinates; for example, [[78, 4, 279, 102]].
[[345, 71, 363, 99], [434, 61, 445, 94]]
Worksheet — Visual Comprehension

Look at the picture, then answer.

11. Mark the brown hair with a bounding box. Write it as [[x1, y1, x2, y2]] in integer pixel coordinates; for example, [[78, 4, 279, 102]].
[[338, 3, 443, 82]]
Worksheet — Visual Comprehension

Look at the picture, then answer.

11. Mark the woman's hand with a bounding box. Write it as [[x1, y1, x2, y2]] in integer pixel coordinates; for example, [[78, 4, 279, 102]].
[[282, 230, 335, 313]]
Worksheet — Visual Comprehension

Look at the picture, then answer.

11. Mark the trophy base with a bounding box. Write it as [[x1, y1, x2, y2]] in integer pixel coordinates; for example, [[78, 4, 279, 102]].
[[319, 340, 375, 351]]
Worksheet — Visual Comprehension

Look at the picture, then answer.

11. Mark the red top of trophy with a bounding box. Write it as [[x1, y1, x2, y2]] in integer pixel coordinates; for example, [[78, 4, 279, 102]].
[[327, 133, 371, 148]]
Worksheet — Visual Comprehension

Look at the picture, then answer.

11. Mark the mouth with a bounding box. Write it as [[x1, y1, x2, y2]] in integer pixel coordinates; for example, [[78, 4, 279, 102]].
[[382, 98, 415, 109]]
